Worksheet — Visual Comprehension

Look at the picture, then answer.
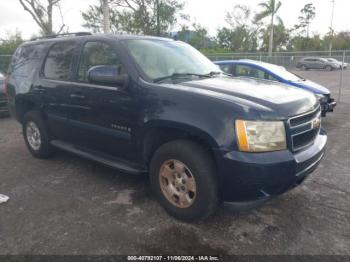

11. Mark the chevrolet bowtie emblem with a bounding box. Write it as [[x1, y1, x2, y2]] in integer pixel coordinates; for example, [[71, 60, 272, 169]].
[[312, 117, 321, 129]]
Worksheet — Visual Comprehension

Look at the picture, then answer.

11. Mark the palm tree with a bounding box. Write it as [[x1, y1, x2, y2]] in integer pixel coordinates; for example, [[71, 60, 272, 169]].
[[102, 0, 111, 33], [255, 0, 282, 56]]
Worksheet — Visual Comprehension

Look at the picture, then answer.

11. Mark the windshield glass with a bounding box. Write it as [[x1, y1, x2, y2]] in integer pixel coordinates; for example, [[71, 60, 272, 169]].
[[265, 64, 302, 82], [327, 58, 337, 62], [124, 39, 220, 81]]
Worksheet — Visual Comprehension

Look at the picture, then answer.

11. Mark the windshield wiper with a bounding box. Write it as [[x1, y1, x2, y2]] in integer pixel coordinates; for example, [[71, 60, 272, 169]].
[[153, 71, 228, 83], [208, 71, 229, 76], [153, 73, 212, 83]]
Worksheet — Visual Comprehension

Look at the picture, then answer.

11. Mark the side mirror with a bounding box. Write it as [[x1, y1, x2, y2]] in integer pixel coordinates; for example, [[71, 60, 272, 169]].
[[88, 65, 128, 87]]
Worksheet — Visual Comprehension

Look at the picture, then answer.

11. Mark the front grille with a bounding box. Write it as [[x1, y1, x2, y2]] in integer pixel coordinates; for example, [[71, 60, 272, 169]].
[[288, 106, 321, 152], [289, 106, 320, 127], [293, 129, 319, 149]]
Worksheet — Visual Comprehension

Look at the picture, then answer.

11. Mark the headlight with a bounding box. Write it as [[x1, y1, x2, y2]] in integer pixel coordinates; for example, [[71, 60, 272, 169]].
[[315, 94, 328, 103], [236, 120, 287, 152]]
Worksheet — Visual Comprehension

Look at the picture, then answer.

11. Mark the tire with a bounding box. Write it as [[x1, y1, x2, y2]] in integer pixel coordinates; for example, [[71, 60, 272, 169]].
[[149, 139, 220, 222], [325, 65, 332, 71], [301, 65, 308, 71], [23, 111, 54, 159]]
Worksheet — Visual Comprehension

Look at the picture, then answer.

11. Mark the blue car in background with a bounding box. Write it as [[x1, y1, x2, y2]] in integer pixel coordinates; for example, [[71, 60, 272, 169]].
[[215, 59, 337, 116]]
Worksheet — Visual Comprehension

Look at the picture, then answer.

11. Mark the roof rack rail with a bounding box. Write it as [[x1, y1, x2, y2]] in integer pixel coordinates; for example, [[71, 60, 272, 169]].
[[31, 32, 92, 41]]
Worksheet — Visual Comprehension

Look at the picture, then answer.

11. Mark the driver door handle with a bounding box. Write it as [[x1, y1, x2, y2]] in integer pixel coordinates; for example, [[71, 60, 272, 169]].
[[70, 92, 85, 99]]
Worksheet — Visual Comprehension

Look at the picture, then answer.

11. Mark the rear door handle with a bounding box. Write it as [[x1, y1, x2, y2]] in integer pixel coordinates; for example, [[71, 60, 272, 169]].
[[70, 93, 85, 99], [33, 86, 46, 93]]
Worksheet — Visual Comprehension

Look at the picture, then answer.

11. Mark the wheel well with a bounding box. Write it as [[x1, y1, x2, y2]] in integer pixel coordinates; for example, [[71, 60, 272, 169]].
[[16, 99, 36, 123], [143, 127, 217, 168]]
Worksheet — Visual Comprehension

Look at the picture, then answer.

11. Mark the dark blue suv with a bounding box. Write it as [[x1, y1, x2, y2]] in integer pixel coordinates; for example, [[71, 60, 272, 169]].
[[6, 33, 327, 221]]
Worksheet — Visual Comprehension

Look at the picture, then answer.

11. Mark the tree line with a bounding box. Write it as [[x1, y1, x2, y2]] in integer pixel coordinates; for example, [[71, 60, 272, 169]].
[[0, 0, 350, 55]]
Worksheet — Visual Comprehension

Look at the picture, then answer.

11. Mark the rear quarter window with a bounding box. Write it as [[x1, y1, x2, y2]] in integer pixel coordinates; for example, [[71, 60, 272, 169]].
[[43, 41, 76, 80], [8, 43, 47, 92], [9, 44, 46, 78]]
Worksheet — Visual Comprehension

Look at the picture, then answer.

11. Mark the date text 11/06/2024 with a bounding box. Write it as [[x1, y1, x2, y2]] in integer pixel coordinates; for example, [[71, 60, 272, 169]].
[[127, 255, 220, 261]]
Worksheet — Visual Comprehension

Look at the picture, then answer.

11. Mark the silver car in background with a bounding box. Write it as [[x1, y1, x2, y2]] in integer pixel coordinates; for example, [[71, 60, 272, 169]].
[[326, 58, 347, 69], [297, 57, 341, 71]]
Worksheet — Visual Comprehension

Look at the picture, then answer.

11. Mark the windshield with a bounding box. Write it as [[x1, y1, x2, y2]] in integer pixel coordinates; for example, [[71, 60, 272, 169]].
[[124, 39, 221, 81], [266, 64, 302, 82], [327, 58, 337, 62]]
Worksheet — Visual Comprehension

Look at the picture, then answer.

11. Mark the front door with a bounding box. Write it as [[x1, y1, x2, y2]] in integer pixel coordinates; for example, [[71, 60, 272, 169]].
[[67, 40, 139, 162]]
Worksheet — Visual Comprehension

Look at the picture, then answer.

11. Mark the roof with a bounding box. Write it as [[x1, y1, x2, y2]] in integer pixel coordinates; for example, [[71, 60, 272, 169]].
[[300, 57, 328, 61], [24, 32, 175, 46], [215, 59, 286, 71]]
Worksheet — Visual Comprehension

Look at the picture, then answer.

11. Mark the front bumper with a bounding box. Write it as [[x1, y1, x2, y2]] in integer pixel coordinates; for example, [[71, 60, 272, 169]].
[[215, 130, 327, 203], [321, 97, 336, 116]]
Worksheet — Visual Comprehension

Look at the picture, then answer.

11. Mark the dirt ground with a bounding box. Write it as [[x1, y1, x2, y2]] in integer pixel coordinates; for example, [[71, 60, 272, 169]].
[[0, 69, 349, 256]]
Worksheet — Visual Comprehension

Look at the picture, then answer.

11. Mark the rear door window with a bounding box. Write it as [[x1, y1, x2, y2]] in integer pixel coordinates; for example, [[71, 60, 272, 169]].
[[43, 41, 76, 80], [235, 64, 265, 79]]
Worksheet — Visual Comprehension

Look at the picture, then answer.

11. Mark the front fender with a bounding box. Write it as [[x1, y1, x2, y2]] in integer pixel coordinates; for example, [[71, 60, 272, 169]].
[[143, 119, 220, 149]]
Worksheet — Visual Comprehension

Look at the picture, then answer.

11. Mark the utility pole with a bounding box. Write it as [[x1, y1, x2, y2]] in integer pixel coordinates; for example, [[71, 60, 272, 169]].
[[329, 0, 335, 56], [268, 13, 274, 57], [156, 0, 160, 36], [102, 0, 111, 34]]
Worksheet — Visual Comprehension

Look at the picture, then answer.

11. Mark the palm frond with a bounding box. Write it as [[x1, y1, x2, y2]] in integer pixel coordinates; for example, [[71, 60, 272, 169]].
[[276, 16, 284, 26], [274, 1, 282, 13], [258, 2, 270, 9], [254, 9, 271, 22]]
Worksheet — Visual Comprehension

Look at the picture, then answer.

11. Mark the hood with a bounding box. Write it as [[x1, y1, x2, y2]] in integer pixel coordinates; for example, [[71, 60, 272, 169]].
[[291, 79, 330, 95], [168, 77, 318, 119]]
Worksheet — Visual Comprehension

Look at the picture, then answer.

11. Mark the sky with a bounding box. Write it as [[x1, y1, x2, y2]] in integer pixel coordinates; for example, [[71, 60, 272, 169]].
[[0, 0, 349, 40]]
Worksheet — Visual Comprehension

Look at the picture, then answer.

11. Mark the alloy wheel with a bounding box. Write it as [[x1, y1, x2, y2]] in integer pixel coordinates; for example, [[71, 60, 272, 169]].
[[26, 121, 41, 151]]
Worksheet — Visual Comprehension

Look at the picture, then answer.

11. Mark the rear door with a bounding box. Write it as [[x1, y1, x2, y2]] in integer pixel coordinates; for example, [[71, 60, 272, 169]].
[[307, 58, 318, 69], [234, 64, 266, 79], [7, 43, 47, 117], [66, 40, 139, 161], [38, 41, 78, 140]]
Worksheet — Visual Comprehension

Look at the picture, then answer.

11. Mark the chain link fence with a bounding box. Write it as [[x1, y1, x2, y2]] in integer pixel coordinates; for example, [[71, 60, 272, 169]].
[[1, 50, 349, 72], [206, 50, 350, 69], [206, 50, 349, 103], [0, 55, 12, 74]]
